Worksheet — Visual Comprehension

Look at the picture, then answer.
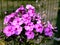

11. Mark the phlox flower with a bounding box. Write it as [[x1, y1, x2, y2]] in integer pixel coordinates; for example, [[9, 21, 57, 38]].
[[11, 17, 23, 26], [3, 25, 15, 37], [22, 14, 31, 24], [34, 23, 43, 33], [14, 25, 22, 35], [26, 4, 35, 9], [15, 5, 26, 14], [4, 13, 15, 25], [44, 27, 53, 37], [35, 14, 41, 21], [25, 31, 34, 39], [44, 21, 54, 37], [3, 4, 55, 40], [28, 9, 35, 17], [24, 22, 34, 31]]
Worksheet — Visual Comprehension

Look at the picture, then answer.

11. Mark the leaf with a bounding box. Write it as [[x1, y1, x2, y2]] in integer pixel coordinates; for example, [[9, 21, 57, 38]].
[[0, 39, 5, 45]]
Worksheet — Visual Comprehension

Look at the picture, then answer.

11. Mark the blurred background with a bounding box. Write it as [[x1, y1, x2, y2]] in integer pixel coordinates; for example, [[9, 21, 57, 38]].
[[0, 0, 59, 45]]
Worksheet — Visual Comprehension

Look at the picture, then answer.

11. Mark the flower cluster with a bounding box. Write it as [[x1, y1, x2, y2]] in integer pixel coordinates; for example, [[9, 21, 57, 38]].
[[3, 4, 54, 40]]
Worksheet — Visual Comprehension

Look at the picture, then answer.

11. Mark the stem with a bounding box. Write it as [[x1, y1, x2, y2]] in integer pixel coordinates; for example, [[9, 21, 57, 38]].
[[45, 40, 47, 45]]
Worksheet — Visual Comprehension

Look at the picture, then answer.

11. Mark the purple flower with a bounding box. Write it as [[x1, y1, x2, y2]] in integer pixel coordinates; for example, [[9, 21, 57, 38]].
[[27, 9, 35, 17], [34, 23, 43, 33], [26, 4, 35, 9], [25, 31, 34, 39], [24, 22, 34, 31], [44, 27, 53, 37], [22, 14, 31, 24], [14, 25, 22, 35], [11, 17, 23, 26], [4, 13, 15, 25], [45, 31, 53, 37], [15, 5, 26, 14], [3, 25, 22, 37], [35, 14, 41, 21], [3, 25, 15, 37]]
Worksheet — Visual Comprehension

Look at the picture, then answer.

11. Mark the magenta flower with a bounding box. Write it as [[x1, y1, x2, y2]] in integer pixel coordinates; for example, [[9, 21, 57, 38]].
[[22, 14, 31, 24], [26, 4, 35, 9], [14, 25, 22, 35], [35, 14, 41, 21], [11, 17, 23, 26], [25, 31, 34, 39], [28, 9, 35, 17], [44, 21, 54, 37], [4, 13, 15, 25], [34, 23, 43, 33], [45, 31, 53, 37], [44, 27, 53, 37], [3, 25, 15, 37], [24, 22, 34, 31], [15, 5, 26, 14]]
